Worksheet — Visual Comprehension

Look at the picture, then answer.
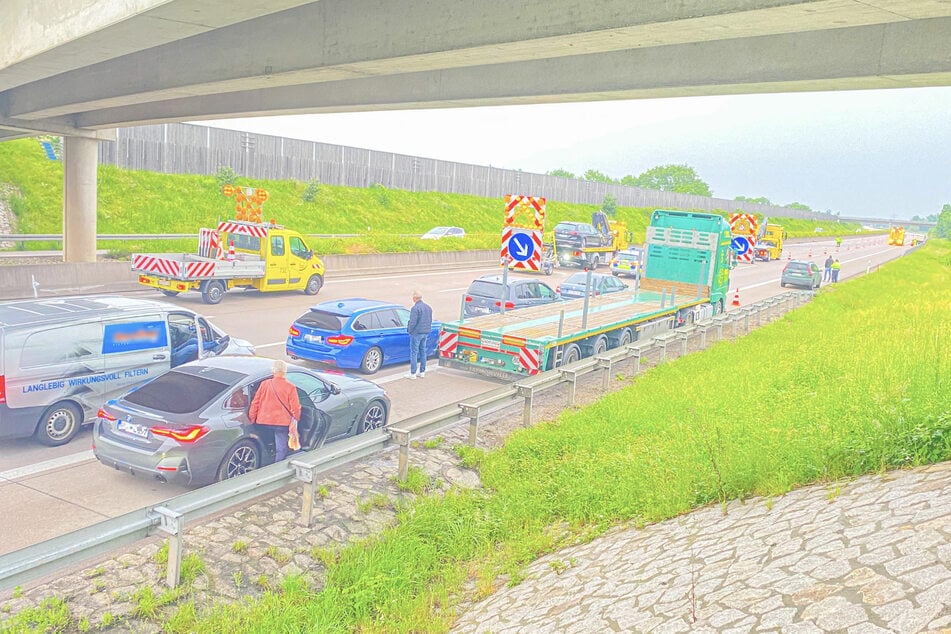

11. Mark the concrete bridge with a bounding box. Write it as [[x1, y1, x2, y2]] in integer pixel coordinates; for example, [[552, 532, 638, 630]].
[[1, 1, 949, 260]]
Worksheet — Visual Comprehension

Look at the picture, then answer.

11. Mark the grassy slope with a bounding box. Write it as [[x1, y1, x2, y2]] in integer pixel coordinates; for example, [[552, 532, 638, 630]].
[[0, 138, 863, 255]]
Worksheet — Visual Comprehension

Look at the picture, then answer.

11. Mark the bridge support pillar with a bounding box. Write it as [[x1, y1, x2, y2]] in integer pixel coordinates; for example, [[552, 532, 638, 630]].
[[63, 136, 99, 263]]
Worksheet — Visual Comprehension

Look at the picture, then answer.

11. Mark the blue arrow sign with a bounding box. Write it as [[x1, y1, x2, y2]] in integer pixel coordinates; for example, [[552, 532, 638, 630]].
[[508, 233, 535, 262], [730, 236, 751, 255]]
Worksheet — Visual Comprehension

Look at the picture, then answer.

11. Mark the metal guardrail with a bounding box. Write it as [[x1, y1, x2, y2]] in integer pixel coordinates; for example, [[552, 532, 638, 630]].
[[0, 291, 812, 591]]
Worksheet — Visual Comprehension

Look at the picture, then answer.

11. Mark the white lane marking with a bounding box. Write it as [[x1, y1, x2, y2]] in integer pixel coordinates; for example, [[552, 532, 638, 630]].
[[440, 286, 470, 293], [0, 450, 95, 482], [255, 341, 286, 349], [323, 267, 494, 284], [735, 247, 894, 290]]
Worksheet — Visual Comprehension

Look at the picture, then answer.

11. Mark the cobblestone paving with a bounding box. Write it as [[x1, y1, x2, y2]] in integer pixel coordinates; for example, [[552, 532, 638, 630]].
[[452, 462, 951, 634]]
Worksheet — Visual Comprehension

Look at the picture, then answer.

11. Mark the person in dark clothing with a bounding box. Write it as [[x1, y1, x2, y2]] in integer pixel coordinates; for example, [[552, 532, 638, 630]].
[[823, 255, 834, 282], [406, 290, 433, 379]]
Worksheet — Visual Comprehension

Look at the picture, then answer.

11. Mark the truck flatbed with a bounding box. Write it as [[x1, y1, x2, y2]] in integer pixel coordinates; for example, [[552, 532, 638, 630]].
[[131, 253, 266, 280], [458, 278, 709, 343]]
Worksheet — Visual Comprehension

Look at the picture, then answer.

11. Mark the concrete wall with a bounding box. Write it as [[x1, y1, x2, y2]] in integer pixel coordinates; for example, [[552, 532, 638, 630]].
[[0, 250, 500, 301]]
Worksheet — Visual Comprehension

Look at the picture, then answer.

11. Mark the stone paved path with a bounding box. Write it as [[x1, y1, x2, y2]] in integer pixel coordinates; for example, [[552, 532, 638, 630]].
[[452, 462, 951, 634]]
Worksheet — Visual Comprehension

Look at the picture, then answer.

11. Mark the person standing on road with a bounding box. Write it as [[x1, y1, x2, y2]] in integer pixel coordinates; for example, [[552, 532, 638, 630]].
[[249, 359, 301, 462], [406, 290, 433, 379], [823, 255, 834, 282], [831, 258, 841, 283]]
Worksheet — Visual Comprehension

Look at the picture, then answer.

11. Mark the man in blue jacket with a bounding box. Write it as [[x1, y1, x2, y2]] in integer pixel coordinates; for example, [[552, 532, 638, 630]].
[[406, 290, 433, 379]]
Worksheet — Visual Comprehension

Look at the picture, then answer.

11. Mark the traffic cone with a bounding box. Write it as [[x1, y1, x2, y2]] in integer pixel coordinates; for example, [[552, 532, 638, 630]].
[[228, 240, 235, 261], [731, 288, 741, 307]]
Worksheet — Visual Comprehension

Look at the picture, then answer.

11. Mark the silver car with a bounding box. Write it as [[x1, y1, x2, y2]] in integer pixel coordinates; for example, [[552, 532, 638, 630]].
[[92, 356, 389, 487]]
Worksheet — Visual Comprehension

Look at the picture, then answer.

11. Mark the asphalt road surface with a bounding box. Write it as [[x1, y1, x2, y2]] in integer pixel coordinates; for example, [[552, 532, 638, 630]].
[[0, 236, 906, 555]]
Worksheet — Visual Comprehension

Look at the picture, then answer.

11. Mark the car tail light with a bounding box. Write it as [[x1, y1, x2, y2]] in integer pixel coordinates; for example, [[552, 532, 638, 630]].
[[464, 296, 473, 303], [327, 335, 354, 346], [97, 408, 117, 421], [494, 301, 515, 309], [556, 286, 561, 293], [288, 325, 300, 337], [0, 375, 5, 405], [152, 425, 209, 443]]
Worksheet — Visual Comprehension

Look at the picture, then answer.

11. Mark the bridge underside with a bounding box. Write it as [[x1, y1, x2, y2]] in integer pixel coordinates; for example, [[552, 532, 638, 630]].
[[0, 0, 948, 260]]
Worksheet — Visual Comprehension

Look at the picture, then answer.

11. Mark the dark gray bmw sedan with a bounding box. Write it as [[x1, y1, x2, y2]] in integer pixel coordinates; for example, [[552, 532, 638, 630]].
[[93, 356, 389, 487]]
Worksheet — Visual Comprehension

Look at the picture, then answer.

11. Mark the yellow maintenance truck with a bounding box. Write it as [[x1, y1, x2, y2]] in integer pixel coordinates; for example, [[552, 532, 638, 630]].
[[753, 220, 787, 261], [131, 219, 325, 304]]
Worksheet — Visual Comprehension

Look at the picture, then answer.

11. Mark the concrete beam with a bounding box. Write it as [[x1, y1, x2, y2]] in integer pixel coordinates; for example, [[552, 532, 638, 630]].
[[0, 116, 116, 140], [8, 0, 949, 120], [0, 0, 316, 91], [73, 17, 951, 127]]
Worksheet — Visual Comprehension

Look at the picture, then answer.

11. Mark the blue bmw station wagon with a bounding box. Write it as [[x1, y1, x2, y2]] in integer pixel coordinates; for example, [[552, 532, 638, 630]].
[[286, 299, 440, 374]]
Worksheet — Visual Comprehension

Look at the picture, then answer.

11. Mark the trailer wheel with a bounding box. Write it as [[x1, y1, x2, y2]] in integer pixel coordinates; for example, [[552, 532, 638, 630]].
[[160, 290, 180, 297], [201, 280, 225, 305], [713, 299, 725, 315], [589, 335, 608, 356], [589, 255, 600, 270], [560, 343, 581, 366], [304, 274, 324, 295], [614, 327, 634, 348]]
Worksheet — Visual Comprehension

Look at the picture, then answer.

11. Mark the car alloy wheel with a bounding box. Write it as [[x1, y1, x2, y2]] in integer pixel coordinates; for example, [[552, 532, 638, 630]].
[[360, 347, 383, 374], [360, 401, 387, 432]]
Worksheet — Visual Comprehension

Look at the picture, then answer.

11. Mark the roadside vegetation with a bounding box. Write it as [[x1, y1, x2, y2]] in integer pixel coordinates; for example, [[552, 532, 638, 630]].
[[0, 139, 863, 257], [3, 238, 946, 633]]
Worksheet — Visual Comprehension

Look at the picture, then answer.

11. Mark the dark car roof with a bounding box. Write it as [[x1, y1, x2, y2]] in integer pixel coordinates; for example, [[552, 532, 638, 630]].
[[563, 272, 614, 284]]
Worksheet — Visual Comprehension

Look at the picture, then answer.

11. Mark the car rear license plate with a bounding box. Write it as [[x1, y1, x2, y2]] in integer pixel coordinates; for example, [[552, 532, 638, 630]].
[[117, 420, 150, 439], [305, 334, 323, 344]]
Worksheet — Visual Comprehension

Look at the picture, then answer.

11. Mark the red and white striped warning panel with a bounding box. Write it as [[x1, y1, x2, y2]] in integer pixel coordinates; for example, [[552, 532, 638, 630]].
[[198, 228, 222, 259], [728, 213, 759, 236], [217, 221, 269, 238], [438, 331, 458, 357], [184, 261, 217, 278], [517, 347, 541, 374], [131, 255, 182, 277]]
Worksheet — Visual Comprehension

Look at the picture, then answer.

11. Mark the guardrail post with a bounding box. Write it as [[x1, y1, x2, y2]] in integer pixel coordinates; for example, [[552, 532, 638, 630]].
[[625, 343, 643, 376], [678, 330, 690, 357], [388, 427, 411, 481], [560, 368, 580, 406], [742, 307, 752, 333], [595, 357, 612, 390], [516, 384, 535, 426], [290, 461, 319, 527], [153, 506, 184, 588], [458, 404, 481, 445]]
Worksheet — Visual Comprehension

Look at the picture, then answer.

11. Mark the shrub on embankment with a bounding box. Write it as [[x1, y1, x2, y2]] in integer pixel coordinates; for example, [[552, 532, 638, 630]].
[[2, 242, 932, 633], [0, 138, 861, 256]]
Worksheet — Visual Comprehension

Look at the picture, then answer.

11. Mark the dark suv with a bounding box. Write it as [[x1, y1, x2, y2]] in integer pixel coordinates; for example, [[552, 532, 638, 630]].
[[462, 275, 560, 317], [553, 222, 607, 249]]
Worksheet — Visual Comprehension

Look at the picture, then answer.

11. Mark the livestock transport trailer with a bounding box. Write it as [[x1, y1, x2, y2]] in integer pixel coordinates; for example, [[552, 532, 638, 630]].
[[439, 210, 734, 379]]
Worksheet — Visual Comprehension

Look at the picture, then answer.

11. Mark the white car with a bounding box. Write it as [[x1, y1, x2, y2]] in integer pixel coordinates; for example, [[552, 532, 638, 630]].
[[421, 226, 466, 240]]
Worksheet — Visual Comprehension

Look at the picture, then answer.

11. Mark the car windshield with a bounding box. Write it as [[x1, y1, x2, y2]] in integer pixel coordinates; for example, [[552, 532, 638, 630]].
[[468, 280, 504, 299], [424, 227, 447, 236], [124, 370, 232, 414], [555, 223, 582, 232], [296, 310, 347, 330], [620, 249, 642, 258]]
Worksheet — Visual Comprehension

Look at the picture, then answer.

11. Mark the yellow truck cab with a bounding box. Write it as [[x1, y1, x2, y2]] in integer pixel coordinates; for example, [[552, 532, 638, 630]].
[[754, 222, 786, 262], [132, 220, 325, 304]]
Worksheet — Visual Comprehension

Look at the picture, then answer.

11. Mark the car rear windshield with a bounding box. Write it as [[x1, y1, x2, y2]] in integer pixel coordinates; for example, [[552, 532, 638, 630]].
[[124, 371, 231, 414], [467, 280, 504, 299], [295, 310, 347, 330], [555, 223, 583, 232], [787, 263, 810, 272]]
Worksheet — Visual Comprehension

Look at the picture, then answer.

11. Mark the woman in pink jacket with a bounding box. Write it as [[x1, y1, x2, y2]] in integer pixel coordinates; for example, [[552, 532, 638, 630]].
[[249, 359, 301, 461]]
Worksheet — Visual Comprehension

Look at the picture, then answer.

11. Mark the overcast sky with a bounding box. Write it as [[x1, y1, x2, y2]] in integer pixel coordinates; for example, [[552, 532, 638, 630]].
[[200, 86, 950, 220]]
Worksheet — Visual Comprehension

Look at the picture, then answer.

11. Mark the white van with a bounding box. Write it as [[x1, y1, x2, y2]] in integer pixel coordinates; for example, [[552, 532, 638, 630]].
[[0, 295, 254, 446]]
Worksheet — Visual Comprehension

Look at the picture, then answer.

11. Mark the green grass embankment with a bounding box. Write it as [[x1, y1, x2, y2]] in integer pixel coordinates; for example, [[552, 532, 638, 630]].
[[0, 138, 863, 257]]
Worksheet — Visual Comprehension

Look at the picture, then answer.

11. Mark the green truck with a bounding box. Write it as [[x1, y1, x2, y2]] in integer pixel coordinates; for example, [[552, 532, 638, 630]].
[[438, 210, 734, 379]]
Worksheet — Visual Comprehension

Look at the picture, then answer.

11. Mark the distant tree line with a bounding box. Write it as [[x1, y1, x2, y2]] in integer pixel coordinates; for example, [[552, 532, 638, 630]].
[[549, 164, 827, 214]]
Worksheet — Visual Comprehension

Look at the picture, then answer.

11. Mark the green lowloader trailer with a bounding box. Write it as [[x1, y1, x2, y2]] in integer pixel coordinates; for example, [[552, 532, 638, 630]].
[[438, 210, 735, 379]]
